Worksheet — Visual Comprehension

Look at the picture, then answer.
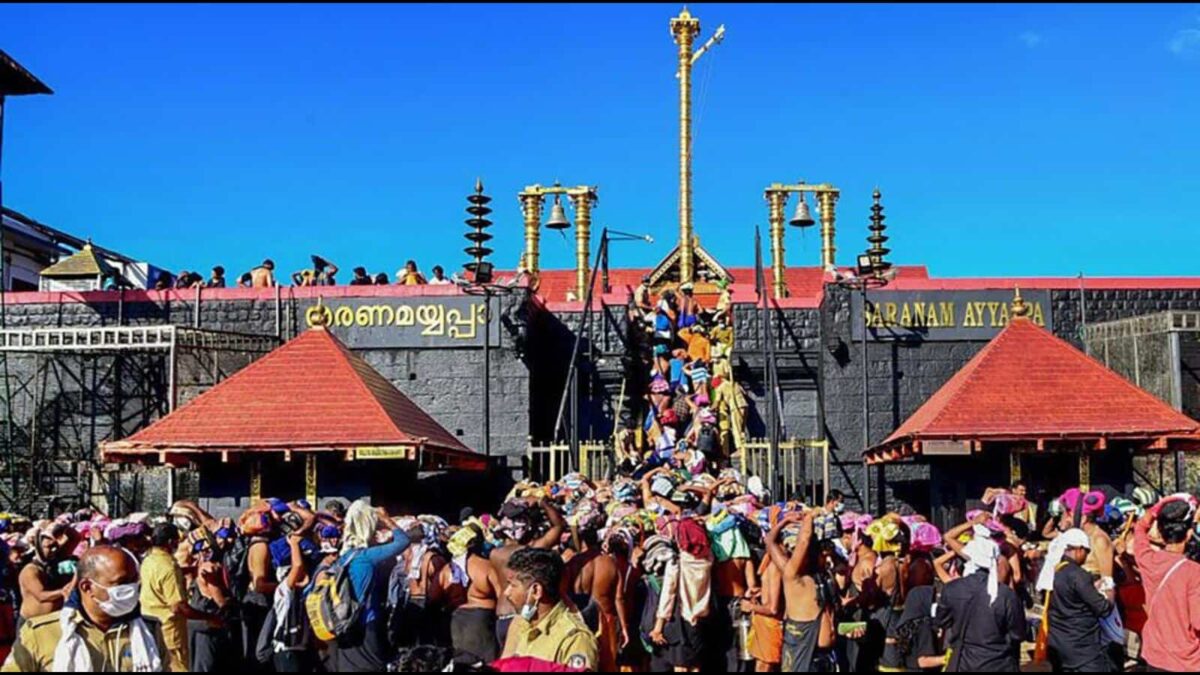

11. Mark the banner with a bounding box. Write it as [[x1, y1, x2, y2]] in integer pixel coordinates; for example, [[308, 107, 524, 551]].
[[850, 289, 1052, 341], [304, 296, 500, 349]]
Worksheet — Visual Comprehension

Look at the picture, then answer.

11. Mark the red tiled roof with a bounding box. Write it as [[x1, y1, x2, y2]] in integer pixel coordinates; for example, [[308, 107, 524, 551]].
[[866, 315, 1200, 463], [102, 327, 483, 470]]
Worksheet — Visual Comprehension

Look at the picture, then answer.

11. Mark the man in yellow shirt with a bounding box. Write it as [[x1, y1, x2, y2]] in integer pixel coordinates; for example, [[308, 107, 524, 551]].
[[140, 523, 222, 672], [3, 546, 168, 672], [500, 548, 598, 671]]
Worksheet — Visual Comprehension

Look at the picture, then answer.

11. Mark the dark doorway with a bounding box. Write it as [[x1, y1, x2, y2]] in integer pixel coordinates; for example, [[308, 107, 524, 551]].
[[929, 451, 1007, 532], [1020, 452, 1079, 524]]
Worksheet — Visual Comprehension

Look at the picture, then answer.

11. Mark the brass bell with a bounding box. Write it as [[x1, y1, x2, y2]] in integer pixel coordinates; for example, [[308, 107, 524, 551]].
[[545, 194, 571, 230], [789, 193, 815, 227]]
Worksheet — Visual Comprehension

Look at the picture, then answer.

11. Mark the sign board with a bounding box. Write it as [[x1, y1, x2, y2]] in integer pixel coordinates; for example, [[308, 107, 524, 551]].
[[354, 446, 415, 461], [304, 297, 500, 349], [850, 289, 1052, 341], [921, 440, 973, 456]]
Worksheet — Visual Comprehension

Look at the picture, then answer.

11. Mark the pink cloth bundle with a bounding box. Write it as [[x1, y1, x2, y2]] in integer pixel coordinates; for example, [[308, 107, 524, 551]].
[[1059, 488, 1106, 518], [909, 521, 942, 552], [990, 491, 1027, 516]]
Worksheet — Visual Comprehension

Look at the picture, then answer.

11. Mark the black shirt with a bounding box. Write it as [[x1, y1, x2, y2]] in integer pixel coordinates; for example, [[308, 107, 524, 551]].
[[935, 570, 1026, 672], [1048, 560, 1114, 669]]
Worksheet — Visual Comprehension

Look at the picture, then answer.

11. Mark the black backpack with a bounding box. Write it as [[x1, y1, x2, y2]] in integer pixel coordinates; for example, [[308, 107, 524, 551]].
[[223, 535, 269, 603]]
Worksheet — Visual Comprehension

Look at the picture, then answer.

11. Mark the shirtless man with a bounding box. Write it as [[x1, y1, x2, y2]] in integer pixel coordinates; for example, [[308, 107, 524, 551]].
[[563, 523, 630, 673], [18, 526, 78, 623], [767, 511, 837, 672], [392, 530, 449, 648], [488, 499, 565, 648], [743, 539, 785, 672], [449, 523, 507, 663]]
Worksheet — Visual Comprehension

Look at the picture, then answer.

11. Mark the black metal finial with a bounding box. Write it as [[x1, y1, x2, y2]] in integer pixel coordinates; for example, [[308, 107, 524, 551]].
[[464, 179, 494, 274], [866, 188, 891, 275]]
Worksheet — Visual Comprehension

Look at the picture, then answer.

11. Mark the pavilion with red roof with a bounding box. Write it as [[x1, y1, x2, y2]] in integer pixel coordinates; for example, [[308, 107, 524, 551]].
[[863, 291, 1200, 501], [102, 324, 487, 474]]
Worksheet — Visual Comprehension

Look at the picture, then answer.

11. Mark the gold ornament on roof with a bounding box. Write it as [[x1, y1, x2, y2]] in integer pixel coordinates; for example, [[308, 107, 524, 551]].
[[1011, 287, 1029, 318]]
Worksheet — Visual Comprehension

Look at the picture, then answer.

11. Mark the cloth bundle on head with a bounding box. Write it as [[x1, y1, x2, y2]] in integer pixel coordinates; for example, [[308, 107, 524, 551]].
[[497, 499, 543, 544], [908, 521, 942, 553], [780, 524, 803, 552], [418, 515, 449, 546], [964, 510, 1006, 536], [568, 499, 606, 534], [650, 475, 677, 500], [756, 505, 783, 534], [989, 491, 1027, 517], [866, 518, 904, 554], [641, 535, 679, 576], [707, 509, 751, 562], [963, 535, 1001, 605], [747, 476, 769, 503], [1106, 498, 1141, 523], [104, 519, 148, 543], [1060, 488, 1107, 524], [1132, 486, 1161, 510], [812, 512, 843, 543], [613, 479, 640, 504], [1036, 528, 1091, 593]]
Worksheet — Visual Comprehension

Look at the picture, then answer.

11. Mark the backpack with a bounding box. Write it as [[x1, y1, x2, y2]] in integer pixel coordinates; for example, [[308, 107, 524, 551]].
[[305, 551, 362, 642]]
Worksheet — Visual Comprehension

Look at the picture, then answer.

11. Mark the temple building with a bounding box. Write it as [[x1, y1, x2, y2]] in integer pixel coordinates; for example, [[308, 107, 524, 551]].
[[1, 10, 1198, 525]]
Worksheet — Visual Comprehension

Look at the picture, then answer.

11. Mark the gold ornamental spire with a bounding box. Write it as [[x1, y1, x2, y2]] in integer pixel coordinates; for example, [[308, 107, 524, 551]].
[[671, 7, 723, 284]]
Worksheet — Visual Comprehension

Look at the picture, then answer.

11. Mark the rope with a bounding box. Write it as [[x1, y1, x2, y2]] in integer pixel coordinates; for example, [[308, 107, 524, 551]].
[[692, 46, 718, 157]]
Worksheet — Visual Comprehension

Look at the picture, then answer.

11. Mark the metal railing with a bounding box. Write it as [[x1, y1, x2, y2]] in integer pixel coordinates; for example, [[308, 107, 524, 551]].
[[526, 441, 613, 483], [739, 437, 830, 501]]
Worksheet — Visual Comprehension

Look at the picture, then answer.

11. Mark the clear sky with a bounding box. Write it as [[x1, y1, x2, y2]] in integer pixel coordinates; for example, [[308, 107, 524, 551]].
[[1, 3, 1198, 280]]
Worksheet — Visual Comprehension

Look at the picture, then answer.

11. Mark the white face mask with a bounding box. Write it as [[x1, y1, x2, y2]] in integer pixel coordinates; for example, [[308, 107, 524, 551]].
[[172, 516, 195, 533], [519, 588, 538, 621], [94, 581, 140, 618]]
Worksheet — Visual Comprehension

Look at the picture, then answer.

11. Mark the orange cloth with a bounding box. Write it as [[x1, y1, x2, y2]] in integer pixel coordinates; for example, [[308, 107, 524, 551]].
[[747, 614, 783, 665], [596, 610, 620, 673], [678, 328, 712, 363]]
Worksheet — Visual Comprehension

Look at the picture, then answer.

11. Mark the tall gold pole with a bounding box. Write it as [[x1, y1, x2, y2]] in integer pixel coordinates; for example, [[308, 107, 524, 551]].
[[766, 189, 787, 298], [818, 191, 838, 271], [671, 8, 700, 284], [519, 192, 544, 276], [571, 190, 594, 300]]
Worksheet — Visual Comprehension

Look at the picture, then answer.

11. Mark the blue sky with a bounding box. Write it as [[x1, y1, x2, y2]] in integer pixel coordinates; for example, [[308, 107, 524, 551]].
[[1, 3, 1198, 279]]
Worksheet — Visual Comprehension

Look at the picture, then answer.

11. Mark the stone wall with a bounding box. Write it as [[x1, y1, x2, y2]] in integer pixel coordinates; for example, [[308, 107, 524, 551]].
[[0, 288, 534, 513]]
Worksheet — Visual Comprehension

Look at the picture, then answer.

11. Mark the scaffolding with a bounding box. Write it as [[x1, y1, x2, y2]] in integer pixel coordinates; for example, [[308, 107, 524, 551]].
[[0, 325, 277, 516], [1084, 311, 1200, 492], [1083, 311, 1200, 410]]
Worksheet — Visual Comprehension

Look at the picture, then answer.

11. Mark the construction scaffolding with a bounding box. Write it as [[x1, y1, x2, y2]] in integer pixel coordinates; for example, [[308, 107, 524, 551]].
[[1084, 311, 1200, 491], [0, 325, 277, 516]]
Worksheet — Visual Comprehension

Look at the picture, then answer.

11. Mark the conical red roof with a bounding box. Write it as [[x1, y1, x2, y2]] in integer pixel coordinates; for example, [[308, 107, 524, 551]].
[[102, 327, 481, 469], [866, 315, 1200, 463]]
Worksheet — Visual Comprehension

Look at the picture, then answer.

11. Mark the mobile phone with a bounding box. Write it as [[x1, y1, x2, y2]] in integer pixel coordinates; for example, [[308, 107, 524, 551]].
[[837, 621, 867, 636]]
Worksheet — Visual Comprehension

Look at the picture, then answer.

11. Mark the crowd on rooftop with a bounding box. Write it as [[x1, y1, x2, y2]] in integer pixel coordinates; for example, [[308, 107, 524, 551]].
[[148, 256, 456, 291]]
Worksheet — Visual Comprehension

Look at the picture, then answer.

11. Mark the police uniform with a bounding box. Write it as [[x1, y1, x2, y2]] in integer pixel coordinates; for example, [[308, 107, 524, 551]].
[[1, 609, 168, 672], [503, 602, 599, 671]]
